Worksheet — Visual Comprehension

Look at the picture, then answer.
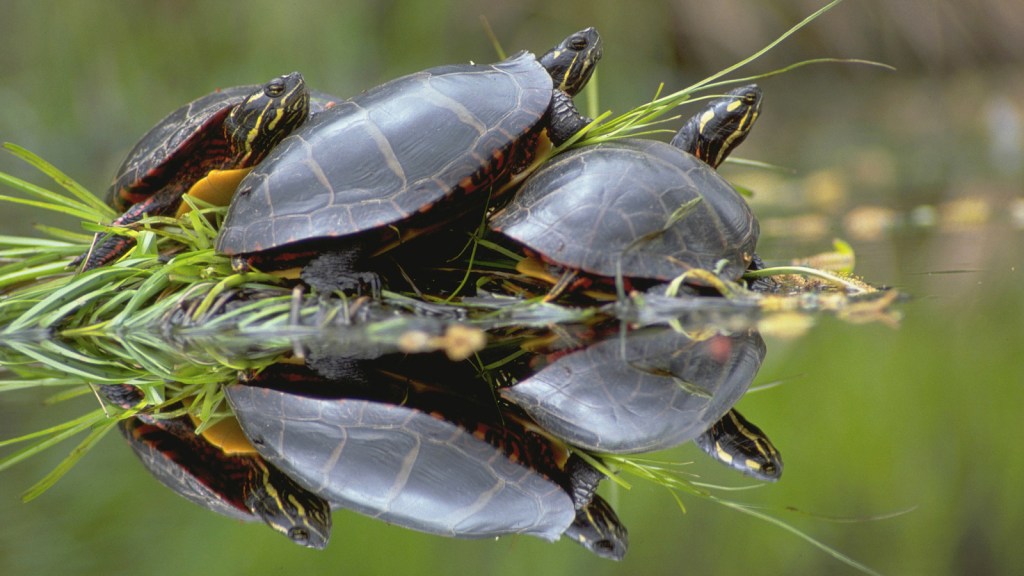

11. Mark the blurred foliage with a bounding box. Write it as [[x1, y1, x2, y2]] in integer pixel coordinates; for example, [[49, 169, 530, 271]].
[[2, 1, 1023, 575]]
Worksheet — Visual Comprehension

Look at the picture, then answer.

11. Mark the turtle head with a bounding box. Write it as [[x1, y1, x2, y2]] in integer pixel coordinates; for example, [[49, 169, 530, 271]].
[[539, 27, 602, 96], [671, 84, 763, 169], [694, 408, 783, 482], [563, 495, 629, 561], [226, 71, 310, 167], [244, 458, 332, 549]]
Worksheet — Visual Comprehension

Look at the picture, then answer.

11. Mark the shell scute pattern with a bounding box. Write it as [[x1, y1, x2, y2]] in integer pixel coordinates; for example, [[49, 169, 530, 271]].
[[494, 138, 758, 281], [218, 53, 552, 256]]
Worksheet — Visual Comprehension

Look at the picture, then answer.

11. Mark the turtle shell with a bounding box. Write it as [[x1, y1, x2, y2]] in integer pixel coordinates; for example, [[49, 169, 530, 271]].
[[224, 361, 579, 542], [108, 83, 340, 212], [216, 51, 553, 257], [500, 327, 766, 453], [118, 416, 260, 523], [490, 138, 760, 282]]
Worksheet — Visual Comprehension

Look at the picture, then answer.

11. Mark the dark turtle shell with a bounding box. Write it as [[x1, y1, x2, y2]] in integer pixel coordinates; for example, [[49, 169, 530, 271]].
[[118, 416, 257, 523], [75, 74, 325, 271], [500, 326, 766, 454], [231, 385, 577, 541], [216, 51, 554, 258], [216, 26, 603, 278], [107, 85, 252, 211], [224, 358, 625, 558], [490, 138, 760, 283], [106, 75, 332, 212]]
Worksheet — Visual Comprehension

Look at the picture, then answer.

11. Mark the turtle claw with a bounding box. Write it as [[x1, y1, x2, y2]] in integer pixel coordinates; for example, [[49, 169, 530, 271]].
[[300, 251, 382, 299]]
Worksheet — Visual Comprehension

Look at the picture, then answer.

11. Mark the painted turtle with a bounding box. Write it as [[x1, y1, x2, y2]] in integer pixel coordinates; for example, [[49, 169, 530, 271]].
[[215, 28, 603, 294], [104, 385, 332, 547], [489, 85, 763, 298], [77, 73, 320, 271], [224, 358, 628, 560], [499, 325, 782, 481]]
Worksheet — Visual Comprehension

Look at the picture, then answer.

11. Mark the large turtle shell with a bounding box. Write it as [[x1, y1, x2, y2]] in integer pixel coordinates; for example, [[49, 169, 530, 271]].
[[490, 138, 760, 282], [225, 362, 577, 542], [216, 51, 553, 256], [501, 327, 766, 454], [108, 85, 340, 211]]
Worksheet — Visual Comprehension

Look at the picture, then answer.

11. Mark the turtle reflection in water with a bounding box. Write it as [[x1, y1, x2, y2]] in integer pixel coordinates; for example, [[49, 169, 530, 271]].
[[101, 385, 332, 548], [498, 325, 783, 481], [225, 357, 629, 560]]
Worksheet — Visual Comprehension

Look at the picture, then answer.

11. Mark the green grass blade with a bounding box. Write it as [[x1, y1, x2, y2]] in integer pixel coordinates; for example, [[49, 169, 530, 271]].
[[0, 262, 71, 290], [713, 498, 883, 576], [3, 142, 113, 216], [580, 0, 852, 145], [0, 193, 100, 221], [680, 0, 847, 94], [0, 235, 75, 248], [0, 378, 82, 392], [2, 267, 139, 332], [3, 341, 134, 383], [32, 224, 93, 243], [21, 416, 119, 502], [0, 407, 104, 456]]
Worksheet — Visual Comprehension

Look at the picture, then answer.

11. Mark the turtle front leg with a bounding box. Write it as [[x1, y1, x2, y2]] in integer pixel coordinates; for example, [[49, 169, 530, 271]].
[[74, 185, 187, 271], [561, 452, 606, 510], [546, 90, 592, 147]]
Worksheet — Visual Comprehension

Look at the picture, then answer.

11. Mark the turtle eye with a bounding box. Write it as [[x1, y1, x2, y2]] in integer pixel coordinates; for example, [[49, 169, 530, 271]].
[[596, 539, 615, 552], [288, 527, 311, 545], [265, 82, 286, 97], [568, 35, 588, 51]]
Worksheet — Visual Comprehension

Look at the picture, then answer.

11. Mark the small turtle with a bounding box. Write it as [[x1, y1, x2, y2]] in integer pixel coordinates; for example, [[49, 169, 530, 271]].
[[490, 85, 764, 299], [78, 73, 315, 270]]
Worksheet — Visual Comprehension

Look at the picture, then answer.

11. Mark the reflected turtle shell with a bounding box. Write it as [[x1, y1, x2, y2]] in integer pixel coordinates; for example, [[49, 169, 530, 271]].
[[501, 327, 766, 453], [225, 372, 579, 542], [118, 416, 258, 523]]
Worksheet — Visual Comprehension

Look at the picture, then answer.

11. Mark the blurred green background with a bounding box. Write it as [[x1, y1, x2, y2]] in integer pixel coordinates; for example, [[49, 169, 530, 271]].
[[2, 0, 1022, 574]]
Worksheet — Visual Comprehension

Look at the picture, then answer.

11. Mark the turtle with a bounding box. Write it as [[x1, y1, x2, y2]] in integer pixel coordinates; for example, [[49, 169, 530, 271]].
[[101, 384, 332, 547], [215, 28, 603, 295], [76, 72, 319, 271], [489, 84, 764, 299], [224, 358, 628, 560], [499, 324, 783, 481]]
